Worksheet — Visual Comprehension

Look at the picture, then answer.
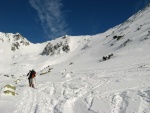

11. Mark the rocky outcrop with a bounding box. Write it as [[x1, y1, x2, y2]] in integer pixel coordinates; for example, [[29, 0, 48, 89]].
[[1, 33, 30, 51], [41, 37, 70, 56]]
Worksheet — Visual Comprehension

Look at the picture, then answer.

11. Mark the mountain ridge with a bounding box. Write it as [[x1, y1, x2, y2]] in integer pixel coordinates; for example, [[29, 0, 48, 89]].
[[0, 4, 150, 75]]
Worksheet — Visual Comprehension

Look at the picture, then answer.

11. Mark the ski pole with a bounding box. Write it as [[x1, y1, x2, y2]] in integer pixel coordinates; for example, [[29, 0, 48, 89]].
[[34, 77, 38, 89]]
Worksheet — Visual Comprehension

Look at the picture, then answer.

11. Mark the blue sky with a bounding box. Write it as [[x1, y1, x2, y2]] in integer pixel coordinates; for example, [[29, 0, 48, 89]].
[[0, 0, 150, 43]]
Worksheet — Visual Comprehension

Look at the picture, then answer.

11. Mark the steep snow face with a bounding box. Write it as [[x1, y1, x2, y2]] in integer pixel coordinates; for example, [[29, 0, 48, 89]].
[[0, 4, 150, 113]]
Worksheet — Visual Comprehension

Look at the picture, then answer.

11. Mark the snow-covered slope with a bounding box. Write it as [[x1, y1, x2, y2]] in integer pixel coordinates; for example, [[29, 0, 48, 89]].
[[0, 4, 150, 113]]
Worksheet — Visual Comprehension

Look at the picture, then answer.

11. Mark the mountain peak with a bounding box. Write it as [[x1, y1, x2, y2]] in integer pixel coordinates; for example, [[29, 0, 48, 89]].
[[0, 32, 30, 51]]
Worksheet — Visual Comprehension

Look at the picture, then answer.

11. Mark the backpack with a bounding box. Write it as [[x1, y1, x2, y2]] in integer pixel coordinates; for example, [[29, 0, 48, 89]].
[[28, 70, 36, 78], [31, 70, 36, 78]]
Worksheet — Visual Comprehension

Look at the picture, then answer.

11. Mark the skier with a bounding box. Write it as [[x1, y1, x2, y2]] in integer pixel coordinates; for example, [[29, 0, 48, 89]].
[[27, 69, 36, 88]]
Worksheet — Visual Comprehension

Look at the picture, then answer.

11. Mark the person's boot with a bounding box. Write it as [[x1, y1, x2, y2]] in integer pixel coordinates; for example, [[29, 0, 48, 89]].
[[32, 84, 35, 88]]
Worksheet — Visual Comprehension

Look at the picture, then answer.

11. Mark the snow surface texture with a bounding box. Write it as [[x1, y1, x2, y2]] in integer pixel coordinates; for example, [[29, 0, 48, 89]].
[[0, 4, 150, 113]]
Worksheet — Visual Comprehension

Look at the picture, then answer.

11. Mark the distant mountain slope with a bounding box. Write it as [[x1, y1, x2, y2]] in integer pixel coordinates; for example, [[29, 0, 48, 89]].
[[0, 4, 150, 76]]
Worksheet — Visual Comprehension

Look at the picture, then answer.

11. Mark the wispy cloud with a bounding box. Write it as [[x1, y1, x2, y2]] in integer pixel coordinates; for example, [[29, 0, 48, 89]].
[[29, 0, 68, 39]]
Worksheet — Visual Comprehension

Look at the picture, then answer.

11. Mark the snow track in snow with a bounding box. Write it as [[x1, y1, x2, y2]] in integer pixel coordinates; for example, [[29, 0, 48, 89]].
[[14, 88, 38, 113], [14, 65, 150, 113]]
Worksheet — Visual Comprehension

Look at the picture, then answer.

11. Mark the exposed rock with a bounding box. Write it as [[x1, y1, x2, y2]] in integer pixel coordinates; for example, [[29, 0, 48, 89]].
[[102, 54, 113, 61], [113, 35, 124, 40], [41, 39, 70, 56]]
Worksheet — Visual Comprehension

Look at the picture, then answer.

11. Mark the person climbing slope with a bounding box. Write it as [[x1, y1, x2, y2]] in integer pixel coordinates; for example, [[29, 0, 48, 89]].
[[27, 69, 36, 88]]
